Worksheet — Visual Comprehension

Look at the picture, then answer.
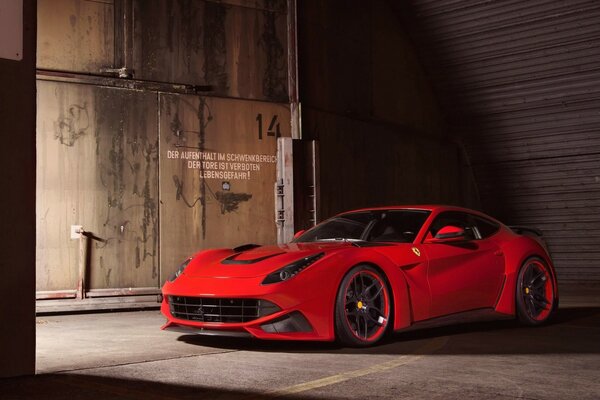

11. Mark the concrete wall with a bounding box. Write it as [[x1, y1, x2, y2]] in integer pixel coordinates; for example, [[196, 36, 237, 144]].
[[0, 0, 36, 377], [298, 1, 473, 220]]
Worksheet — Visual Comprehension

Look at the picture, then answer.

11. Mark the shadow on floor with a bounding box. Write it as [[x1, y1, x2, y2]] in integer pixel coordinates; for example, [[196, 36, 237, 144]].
[[5, 308, 598, 400], [0, 373, 323, 400], [177, 307, 600, 355]]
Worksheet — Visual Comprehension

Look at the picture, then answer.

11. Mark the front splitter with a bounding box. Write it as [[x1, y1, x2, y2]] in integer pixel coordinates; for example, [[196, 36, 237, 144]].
[[163, 323, 252, 338]]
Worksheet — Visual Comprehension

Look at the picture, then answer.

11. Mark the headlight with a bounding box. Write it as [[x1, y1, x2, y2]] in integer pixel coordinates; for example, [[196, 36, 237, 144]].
[[262, 253, 325, 285], [168, 257, 192, 282]]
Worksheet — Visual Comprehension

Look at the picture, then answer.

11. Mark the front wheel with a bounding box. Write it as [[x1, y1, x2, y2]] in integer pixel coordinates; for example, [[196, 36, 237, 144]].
[[516, 257, 556, 325], [335, 265, 392, 346]]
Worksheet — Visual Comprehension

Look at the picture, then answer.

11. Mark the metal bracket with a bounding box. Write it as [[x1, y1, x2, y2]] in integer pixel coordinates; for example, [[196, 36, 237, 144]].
[[275, 181, 285, 224], [275, 138, 294, 243], [100, 66, 133, 78]]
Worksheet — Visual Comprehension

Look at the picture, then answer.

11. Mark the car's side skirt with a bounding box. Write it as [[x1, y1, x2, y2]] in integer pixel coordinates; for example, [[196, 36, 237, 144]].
[[397, 307, 514, 333]]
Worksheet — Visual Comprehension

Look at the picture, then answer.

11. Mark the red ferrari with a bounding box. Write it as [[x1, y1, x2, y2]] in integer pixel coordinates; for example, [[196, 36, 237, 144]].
[[161, 205, 558, 346]]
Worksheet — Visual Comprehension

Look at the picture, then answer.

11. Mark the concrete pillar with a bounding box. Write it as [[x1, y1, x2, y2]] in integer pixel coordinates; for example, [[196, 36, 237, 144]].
[[0, 0, 36, 377]]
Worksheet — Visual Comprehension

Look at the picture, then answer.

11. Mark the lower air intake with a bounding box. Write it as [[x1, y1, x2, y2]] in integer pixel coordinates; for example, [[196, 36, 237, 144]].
[[168, 296, 279, 323], [260, 311, 313, 333]]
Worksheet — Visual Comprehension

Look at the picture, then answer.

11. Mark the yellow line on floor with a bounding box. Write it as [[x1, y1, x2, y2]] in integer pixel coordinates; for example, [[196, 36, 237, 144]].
[[56, 337, 448, 400], [252, 336, 449, 399]]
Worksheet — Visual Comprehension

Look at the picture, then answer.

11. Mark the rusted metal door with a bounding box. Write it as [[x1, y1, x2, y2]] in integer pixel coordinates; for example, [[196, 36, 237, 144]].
[[36, 80, 159, 298], [159, 93, 290, 279], [37, 85, 291, 302], [35, 0, 294, 309]]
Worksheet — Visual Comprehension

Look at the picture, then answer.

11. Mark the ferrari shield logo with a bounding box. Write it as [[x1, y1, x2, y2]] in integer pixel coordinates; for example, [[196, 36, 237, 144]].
[[412, 247, 421, 257]]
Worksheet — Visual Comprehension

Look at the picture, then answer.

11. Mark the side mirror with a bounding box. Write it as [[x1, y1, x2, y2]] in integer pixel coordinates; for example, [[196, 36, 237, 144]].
[[425, 225, 467, 244], [293, 230, 305, 239]]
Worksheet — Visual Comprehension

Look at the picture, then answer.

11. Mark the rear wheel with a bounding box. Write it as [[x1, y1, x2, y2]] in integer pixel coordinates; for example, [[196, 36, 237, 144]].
[[335, 265, 392, 346], [516, 257, 556, 325]]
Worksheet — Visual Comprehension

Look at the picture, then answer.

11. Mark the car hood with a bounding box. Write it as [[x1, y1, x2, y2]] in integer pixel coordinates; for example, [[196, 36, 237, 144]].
[[183, 242, 356, 279]]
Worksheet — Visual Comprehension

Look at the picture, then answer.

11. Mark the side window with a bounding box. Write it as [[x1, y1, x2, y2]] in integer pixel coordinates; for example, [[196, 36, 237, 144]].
[[473, 216, 500, 239], [428, 211, 476, 240], [367, 211, 430, 243]]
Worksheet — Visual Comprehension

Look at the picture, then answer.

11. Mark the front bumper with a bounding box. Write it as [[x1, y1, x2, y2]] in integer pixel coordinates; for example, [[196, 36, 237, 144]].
[[162, 324, 252, 338], [160, 276, 334, 341]]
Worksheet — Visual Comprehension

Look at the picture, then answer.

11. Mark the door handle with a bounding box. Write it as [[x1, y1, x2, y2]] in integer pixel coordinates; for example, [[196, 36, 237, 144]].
[[494, 250, 504, 256]]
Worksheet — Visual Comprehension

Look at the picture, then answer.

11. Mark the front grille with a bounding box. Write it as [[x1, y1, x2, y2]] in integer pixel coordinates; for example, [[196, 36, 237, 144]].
[[168, 296, 279, 323]]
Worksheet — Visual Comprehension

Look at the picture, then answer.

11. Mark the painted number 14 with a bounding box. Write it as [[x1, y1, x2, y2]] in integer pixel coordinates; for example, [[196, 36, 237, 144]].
[[256, 114, 281, 140]]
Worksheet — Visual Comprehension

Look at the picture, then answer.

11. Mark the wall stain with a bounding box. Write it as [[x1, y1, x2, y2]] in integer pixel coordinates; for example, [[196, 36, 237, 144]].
[[105, 268, 112, 287], [54, 103, 90, 146], [172, 175, 202, 208], [94, 89, 159, 283], [137, 1, 204, 85], [167, 98, 183, 146], [107, 115, 125, 212], [169, 96, 214, 241], [215, 191, 253, 214], [132, 100, 159, 279], [137, 4, 161, 79], [203, 2, 228, 91], [197, 97, 210, 239], [98, 256, 111, 288], [166, 0, 202, 74], [261, 1, 287, 101], [173, 175, 252, 215], [142, 137, 159, 279], [135, 238, 141, 269], [128, 160, 141, 195]]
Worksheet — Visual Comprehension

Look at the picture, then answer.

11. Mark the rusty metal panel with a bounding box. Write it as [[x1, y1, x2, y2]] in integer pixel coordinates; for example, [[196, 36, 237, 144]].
[[133, 0, 288, 101], [37, 0, 114, 72], [159, 94, 290, 281], [36, 80, 159, 291], [397, 0, 600, 282], [37, 0, 289, 102]]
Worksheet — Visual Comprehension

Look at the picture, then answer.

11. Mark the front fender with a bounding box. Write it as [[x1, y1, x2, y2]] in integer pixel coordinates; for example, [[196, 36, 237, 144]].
[[321, 248, 413, 333]]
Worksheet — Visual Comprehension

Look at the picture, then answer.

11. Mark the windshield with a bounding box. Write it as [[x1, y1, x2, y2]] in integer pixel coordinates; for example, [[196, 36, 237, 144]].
[[294, 210, 431, 244]]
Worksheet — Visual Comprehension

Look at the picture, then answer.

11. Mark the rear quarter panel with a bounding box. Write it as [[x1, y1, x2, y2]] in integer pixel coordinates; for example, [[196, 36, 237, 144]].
[[493, 228, 558, 315]]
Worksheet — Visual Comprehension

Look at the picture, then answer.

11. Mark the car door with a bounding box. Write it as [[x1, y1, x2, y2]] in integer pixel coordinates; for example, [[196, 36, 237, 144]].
[[422, 211, 505, 318]]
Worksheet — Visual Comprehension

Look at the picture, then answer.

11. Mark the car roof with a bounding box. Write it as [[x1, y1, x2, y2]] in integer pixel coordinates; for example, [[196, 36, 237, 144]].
[[343, 205, 457, 213], [338, 205, 499, 222]]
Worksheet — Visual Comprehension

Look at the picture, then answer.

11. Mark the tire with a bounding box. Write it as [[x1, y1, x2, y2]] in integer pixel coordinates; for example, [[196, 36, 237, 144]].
[[516, 257, 557, 326], [335, 265, 392, 346]]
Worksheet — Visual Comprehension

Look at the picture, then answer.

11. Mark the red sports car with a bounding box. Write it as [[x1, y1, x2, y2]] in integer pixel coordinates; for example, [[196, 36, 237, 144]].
[[161, 205, 558, 346]]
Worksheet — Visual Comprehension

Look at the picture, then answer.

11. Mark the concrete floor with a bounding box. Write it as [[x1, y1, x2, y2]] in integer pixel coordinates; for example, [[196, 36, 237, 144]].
[[1, 292, 600, 399]]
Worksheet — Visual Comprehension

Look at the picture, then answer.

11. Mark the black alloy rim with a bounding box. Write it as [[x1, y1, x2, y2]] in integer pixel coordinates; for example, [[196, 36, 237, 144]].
[[344, 270, 389, 342], [521, 261, 553, 321]]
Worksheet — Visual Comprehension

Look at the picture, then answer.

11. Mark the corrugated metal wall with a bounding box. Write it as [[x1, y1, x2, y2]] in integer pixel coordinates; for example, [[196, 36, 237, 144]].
[[396, 0, 600, 282]]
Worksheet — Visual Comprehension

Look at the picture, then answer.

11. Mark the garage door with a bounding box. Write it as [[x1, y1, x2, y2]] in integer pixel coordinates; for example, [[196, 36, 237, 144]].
[[396, 0, 600, 283], [36, 81, 290, 301]]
